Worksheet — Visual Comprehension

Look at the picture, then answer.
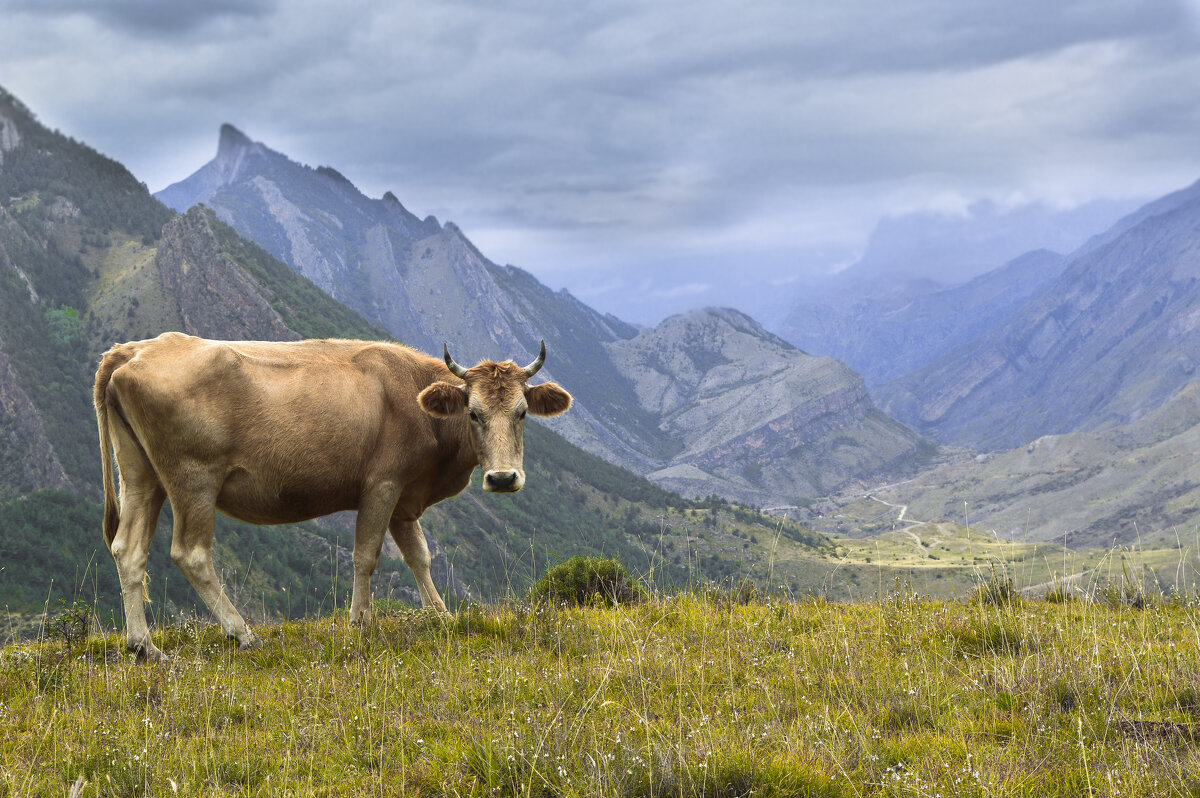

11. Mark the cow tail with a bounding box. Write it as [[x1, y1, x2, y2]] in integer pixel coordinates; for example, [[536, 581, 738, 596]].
[[93, 349, 122, 548]]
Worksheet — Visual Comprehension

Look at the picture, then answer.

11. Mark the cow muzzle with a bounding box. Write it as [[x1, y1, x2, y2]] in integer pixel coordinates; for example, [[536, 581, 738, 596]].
[[483, 468, 525, 493]]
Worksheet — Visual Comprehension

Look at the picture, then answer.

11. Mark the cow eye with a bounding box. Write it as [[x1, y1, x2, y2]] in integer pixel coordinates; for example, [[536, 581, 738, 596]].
[[518, 410, 527, 420], [469, 410, 480, 423]]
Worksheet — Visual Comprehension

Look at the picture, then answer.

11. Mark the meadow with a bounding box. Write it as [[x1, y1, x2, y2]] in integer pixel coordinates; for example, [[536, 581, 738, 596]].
[[4, 585, 1200, 796]]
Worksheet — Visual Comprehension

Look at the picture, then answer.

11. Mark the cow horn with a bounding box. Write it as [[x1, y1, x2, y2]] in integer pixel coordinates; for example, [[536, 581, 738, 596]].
[[523, 340, 546, 378], [443, 344, 468, 378]]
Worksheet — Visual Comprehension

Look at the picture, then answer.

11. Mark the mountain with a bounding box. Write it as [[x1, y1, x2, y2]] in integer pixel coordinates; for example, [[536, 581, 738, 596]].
[[775, 198, 1136, 386], [0, 87, 822, 620], [876, 179, 1200, 451], [778, 249, 1067, 385], [157, 124, 669, 474], [834, 199, 1136, 287], [157, 126, 927, 504], [604, 308, 928, 504]]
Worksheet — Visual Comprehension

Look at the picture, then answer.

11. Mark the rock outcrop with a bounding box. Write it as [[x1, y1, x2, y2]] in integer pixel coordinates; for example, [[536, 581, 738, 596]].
[[156, 208, 298, 342], [0, 343, 71, 499]]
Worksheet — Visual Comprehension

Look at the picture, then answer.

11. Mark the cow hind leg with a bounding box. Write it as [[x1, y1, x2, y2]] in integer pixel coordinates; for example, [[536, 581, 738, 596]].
[[110, 485, 166, 661], [107, 420, 167, 661], [167, 492, 259, 650], [389, 519, 448, 614]]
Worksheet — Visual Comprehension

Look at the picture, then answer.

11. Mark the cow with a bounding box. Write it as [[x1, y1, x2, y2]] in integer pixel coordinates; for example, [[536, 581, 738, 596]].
[[93, 332, 572, 661]]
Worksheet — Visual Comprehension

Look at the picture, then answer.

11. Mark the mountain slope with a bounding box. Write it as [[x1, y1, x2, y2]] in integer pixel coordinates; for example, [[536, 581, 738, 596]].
[[157, 125, 669, 475], [0, 87, 174, 496], [867, 380, 1200, 548], [876, 181, 1200, 450], [158, 127, 926, 504], [605, 308, 929, 504]]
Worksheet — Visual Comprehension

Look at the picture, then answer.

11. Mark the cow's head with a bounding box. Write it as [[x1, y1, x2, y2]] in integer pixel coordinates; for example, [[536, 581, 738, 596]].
[[417, 341, 572, 492]]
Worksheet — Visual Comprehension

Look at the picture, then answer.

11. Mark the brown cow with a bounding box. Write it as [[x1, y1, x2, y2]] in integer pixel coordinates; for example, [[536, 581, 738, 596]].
[[93, 332, 571, 661]]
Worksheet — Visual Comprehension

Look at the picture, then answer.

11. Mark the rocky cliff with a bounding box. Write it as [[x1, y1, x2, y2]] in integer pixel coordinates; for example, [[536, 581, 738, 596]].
[[155, 208, 298, 341]]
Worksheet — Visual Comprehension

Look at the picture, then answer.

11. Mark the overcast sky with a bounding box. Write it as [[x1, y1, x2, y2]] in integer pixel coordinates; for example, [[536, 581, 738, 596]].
[[5, 0, 1200, 322]]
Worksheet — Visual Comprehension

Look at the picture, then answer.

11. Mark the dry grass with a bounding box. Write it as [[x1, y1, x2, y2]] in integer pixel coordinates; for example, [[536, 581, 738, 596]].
[[4, 589, 1200, 796]]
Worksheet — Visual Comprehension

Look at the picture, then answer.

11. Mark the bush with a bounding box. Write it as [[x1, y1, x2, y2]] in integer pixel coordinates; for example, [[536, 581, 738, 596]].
[[44, 599, 93, 645], [529, 556, 644, 607]]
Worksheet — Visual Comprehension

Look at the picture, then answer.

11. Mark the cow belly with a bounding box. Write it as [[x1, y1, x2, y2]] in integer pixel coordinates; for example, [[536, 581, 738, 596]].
[[216, 467, 357, 525]]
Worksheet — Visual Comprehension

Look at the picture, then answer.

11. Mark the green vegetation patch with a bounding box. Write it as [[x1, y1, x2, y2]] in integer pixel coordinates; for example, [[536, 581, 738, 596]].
[[529, 555, 645, 607]]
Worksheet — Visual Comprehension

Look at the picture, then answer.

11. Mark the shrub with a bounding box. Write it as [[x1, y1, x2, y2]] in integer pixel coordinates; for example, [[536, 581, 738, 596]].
[[529, 556, 644, 607], [44, 599, 93, 646]]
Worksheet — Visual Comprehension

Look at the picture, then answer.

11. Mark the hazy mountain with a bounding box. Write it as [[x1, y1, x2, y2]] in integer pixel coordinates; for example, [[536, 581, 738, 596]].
[[876, 179, 1200, 451], [158, 126, 927, 504], [779, 249, 1067, 385], [840, 198, 1137, 287], [775, 198, 1135, 385]]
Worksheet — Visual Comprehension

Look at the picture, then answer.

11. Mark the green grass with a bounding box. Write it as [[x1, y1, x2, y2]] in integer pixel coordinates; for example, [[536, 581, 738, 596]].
[[5, 592, 1200, 796]]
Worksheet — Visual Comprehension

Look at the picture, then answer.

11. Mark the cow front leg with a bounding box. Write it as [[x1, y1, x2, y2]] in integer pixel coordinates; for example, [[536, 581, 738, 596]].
[[169, 494, 259, 650], [350, 482, 399, 624], [389, 519, 448, 614]]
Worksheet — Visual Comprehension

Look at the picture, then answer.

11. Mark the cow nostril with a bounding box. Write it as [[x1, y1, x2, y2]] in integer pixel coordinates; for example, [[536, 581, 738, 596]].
[[485, 470, 518, 490]]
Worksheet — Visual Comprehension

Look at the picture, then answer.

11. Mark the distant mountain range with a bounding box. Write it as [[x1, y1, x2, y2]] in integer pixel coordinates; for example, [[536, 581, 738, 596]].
[[7, 73, 1200, 590], [157, 125, 927, 505], [875, 178, 1200, 451], [777, 248, 1068, 386]]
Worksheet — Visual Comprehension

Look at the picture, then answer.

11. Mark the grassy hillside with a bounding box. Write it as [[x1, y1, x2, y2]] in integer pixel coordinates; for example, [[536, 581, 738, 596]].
[[4, 593, 1199, 796]]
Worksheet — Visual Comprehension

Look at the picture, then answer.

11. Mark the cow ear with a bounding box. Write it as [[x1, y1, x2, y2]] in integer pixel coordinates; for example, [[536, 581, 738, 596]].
[[526, 382, 572, 417], [418, 381, 468, 418]]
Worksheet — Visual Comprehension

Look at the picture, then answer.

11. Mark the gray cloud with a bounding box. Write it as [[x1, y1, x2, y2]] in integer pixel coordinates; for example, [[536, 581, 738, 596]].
[[2, 0, 1200, 323], [4, 0, 275, 34]]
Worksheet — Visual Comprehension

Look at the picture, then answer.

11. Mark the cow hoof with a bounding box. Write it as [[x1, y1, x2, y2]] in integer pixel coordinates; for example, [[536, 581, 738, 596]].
[[129, 642, 165, 664], [237, 632, 262, 651]]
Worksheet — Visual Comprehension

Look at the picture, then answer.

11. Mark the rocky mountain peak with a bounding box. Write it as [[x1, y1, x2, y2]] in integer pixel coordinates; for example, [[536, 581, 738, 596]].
[[155, 127, 925, 505], [604, 306, 923, 503], [662, 307, 797, 352], [217, 123, 252, 157]]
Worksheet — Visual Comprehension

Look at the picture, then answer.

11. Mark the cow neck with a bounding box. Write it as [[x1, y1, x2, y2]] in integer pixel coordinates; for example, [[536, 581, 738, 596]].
[[424, 362, 480, 498]]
